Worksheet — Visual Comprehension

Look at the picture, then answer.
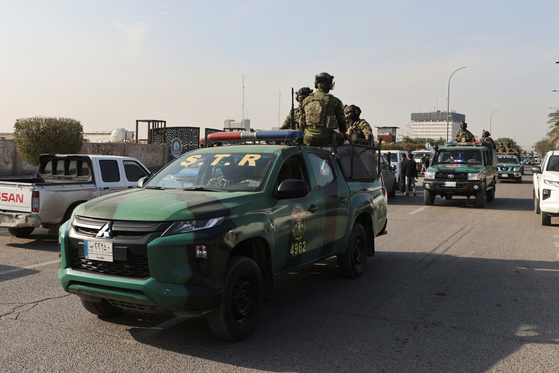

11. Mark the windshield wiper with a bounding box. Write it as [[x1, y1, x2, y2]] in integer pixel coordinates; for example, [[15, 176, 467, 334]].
[[183, 186, 221, 191], [145, 186, 164, 190]]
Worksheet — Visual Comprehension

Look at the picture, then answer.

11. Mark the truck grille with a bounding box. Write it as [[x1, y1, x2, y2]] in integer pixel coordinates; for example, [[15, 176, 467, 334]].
[[435, 172, 468, 181], [69, 216, 172, 279]]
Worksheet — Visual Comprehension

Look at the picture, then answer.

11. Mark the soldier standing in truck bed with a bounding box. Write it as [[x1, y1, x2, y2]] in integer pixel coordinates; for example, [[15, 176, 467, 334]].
[[454, 121, 475, 142], [280, 87, 313, 130], [344, 105, 373, 143], [299, 72, 347, 146]]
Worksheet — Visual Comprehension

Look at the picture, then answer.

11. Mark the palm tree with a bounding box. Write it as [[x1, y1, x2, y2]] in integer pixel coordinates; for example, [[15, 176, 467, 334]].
[[547, 110, 559, 148]]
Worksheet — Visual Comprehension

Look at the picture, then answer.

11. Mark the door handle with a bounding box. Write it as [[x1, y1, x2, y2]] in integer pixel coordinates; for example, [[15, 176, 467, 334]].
[[339, 197, 348, 204], [308, 204, 319, 212], [104, 187, 110, 190]]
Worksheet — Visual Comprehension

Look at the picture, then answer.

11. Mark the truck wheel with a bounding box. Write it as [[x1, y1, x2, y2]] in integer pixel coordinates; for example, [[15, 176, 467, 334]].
[[8, 227, 35, 238], [534, 191, 541, 214], [487, 185, 496, 201], [542, 212, 552, 226], [516, 177, 522, 183], [475, 191, 486, 208], [388, 180, 396, 197], [337, 223, 367, 278], [207, 256, 263, 341], [424, 190, 435, 205], [80, 298, 123, 317]]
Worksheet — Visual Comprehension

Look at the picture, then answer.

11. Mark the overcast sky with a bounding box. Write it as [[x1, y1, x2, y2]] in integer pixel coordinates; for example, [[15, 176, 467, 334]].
[[1, 0, 558, 150]]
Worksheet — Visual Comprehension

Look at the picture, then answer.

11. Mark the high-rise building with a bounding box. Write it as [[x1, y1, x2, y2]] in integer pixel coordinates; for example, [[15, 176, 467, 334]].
[[408, 110, 465, 140], [224, 119, 251, 132]]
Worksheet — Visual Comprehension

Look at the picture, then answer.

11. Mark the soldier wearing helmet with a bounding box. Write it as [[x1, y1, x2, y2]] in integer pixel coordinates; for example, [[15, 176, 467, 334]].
[[480, 130, 496, 149], [344, 105, 373, 143], [497, 142, 505, 152], [454, 121, 475, 142], [280, 87, 313, 130], [505, 142, 513, 152], [299, 72, 347, 146]]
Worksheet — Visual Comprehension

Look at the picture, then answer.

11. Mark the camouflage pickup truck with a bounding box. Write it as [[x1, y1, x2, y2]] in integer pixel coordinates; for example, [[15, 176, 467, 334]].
[[58, 130, 388, 341], [422, 141, 497, 208]]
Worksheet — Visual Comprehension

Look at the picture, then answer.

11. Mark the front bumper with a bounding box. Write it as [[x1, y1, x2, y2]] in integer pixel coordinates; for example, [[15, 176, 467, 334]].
[[0, 212, 41, 228], [541, 189, 559, 215], [423, 180, 487, 196], [498, 172, 521, 179]]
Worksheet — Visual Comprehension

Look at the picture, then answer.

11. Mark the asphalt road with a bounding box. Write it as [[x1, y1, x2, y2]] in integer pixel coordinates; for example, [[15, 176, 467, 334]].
[[1, 171, 558, 373]]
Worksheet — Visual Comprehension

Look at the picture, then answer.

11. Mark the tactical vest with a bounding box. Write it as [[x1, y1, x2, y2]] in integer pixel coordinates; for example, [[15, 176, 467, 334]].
[[304, 93, 338, 129]]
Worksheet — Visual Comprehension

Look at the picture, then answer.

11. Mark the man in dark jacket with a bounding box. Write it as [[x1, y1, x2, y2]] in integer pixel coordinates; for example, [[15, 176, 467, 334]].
[[402, 154, 418, 196]]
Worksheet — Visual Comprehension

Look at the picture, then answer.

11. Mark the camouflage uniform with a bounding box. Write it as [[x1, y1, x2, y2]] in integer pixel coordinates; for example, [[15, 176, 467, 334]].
[[348, 119, 373, 141], [299, 88, 347, 146], [454, 129, 475, 142], [480, 135, 496, 149], [280, 108, 302, 130], [497, 144, 505, 152]]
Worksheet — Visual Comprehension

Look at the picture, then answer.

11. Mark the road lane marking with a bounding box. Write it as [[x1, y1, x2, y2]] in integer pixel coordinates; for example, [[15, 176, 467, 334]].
[[409, 206, 427, 215], [0, 259, 60, 276]]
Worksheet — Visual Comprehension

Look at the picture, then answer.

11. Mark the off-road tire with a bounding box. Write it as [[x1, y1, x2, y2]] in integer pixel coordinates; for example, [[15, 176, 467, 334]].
[[516, 177, 522, 183], [80, 298, 123, 317], [542, 211, 552, 226], [487, 183, 496, 202], [475, 190, 486, 208], [8, 227, 35, 238], [424, 190, 435, 205], [534, 190, 541, 214], [207, 256, 263, 341], [337, 223, 368, 278]]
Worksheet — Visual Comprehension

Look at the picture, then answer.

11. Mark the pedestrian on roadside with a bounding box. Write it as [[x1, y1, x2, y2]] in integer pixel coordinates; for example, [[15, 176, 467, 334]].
[[420, 153, 429, 174], [399, 155, 406, 192], [386, 152, 392, 166], [403, 154, 418, 196]]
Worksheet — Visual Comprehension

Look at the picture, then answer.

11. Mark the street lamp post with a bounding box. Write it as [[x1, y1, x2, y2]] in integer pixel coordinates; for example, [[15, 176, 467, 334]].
[[446, 66, 466, 142], [490, 109, 499, 134], [514, 131, 521, 143]]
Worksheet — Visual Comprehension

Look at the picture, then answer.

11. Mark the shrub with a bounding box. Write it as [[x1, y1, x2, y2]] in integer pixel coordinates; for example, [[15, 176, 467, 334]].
[[14, 117, 84, 166]]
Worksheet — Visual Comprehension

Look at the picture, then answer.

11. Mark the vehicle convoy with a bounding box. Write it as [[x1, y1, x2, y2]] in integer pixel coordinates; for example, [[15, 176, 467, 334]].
[[532, 150, 559, 225], [422, 142, 497, 208], [496, 152, 523, 182], [58, 130, 388, 341], [0, 154, 150, 237]]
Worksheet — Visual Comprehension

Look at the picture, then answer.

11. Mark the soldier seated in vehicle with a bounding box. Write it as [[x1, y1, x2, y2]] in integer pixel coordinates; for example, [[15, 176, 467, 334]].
[[467, 152, 481, 164], [207, 164, 246, 187]]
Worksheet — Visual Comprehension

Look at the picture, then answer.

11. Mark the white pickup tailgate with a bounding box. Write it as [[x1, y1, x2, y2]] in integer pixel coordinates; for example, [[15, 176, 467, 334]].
[[0, 185, 33, 212]]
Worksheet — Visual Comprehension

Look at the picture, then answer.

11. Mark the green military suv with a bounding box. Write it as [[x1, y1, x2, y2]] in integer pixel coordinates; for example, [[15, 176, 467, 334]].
[[58, 130, 388, 341], [422, 142, 497, 208], [496, 152, 523, 183]]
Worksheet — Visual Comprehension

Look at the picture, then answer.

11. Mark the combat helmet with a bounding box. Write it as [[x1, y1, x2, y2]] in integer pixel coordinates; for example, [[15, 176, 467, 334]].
[[344, 104, 362, 119], [483, 130, 490, 137], [295, 87, 313, 102], [314, 72, 335, 90], [460, 121, 468, 129]]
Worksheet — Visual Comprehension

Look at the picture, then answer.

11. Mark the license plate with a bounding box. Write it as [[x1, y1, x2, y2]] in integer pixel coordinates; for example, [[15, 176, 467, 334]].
[[84, 240, 113, 262], [502, 174, 508, 177], [444, 181, 456, 187]]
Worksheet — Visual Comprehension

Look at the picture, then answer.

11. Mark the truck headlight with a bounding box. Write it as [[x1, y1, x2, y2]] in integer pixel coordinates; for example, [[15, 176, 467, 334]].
[[513, 167, 521, 171], [162, 217, 225, 236], [543, 179, 559, 188], [424, 171, 435, 180], [468, 173, 483, 181]]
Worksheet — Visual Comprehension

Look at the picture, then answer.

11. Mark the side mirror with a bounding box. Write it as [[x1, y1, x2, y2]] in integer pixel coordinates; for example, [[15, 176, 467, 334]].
[[137, 176, 148, 188], [531, 166, 542, 174], [391, 165, 396, 171], [275, 179, 309, 199]]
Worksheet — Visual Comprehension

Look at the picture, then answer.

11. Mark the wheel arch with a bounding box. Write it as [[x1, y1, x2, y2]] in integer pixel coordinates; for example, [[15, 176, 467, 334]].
[[229, 237, 273, 301]]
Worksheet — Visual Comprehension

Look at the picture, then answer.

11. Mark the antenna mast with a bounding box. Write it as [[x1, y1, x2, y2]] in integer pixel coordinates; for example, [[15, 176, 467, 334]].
[[278, 90, 281, 127], [242, 76, 245, 121]]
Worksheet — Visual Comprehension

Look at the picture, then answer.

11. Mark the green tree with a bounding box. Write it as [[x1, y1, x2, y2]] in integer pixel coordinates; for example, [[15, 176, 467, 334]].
[[536, 135, 554, 157], [547, 110, 559, 148], [14, 117, 84, 166]]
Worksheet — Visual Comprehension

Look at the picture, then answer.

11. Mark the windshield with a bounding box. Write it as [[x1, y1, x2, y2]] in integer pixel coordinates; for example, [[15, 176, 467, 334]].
[[434, 149, 483, 165], [546, 155, 559, 172], [146, 152, 276, 191], [497, 156, 519, 164]]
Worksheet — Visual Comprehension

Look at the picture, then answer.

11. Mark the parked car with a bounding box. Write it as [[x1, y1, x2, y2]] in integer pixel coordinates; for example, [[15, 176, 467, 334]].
[[380, 150, 409, 186], [379, 154, 397, 197]]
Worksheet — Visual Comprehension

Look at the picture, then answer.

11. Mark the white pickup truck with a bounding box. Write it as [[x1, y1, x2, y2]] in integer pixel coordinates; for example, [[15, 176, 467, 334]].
[[0, 154, 150, 237], [532, 150, 559, 225]]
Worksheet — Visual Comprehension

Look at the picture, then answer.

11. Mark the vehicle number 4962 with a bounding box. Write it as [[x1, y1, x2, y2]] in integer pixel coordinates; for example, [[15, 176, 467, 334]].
[[290, 241, 306, 256]]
